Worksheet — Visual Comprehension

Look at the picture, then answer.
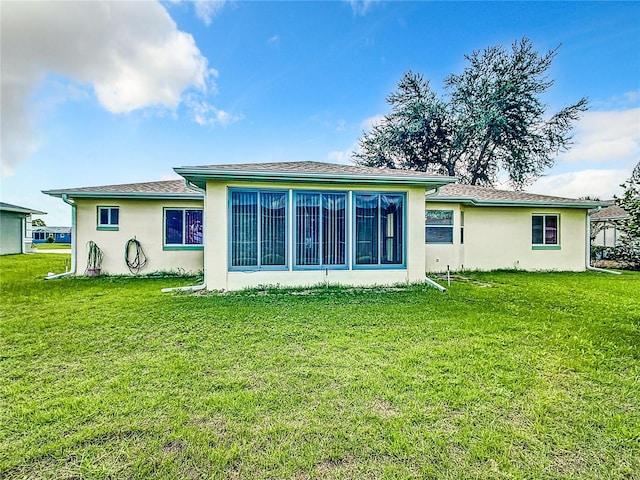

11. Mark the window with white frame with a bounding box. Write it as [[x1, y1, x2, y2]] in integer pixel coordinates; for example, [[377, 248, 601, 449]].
[[532, 214, 559, 246], [354, 193, 404, 266], [97, 206, 119, 229], [229, 190, 287, 268], [425, 210, 454, 244], [164, 208, 203, 247], [295, 192, 347, 268], [33, 231, 46, 240]]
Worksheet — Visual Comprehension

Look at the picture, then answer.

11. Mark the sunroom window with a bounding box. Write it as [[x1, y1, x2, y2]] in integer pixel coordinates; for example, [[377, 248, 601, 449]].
[[294, 192, 346, 268], [354, 193, 404, 266], [230, 190, 287, 269]]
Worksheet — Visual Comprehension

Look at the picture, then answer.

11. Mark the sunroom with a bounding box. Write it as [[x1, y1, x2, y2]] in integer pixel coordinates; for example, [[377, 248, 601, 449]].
[[175, 161, 455, 291]]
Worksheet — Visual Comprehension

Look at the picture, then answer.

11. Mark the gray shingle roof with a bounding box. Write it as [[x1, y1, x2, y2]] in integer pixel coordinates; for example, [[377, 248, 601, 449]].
[[590, 204, 629, 220], [175, 161, 456, 189], [184, 161, 453, 179], [431, 183, 603, 207], [43, 180, 203, 199]]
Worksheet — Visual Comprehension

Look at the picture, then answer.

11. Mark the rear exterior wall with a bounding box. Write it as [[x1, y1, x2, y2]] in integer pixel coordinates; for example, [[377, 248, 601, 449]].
[[74, 198, 204, 275], [425, 204, 588, 272]]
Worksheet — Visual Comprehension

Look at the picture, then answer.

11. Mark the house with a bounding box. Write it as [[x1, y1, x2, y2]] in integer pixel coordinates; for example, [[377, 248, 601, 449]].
[[591, 204, 629, 247], [0, 202, 46, 255], [32, 226, 72, 244], [424, 184, 601, 272], [43, 161, 602, 290]]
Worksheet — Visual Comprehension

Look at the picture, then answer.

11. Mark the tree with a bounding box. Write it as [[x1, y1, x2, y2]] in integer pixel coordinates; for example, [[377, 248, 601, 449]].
[[353, 38, 588, 190], [32, 218, 46, 227], [613, 162, 640, 270]]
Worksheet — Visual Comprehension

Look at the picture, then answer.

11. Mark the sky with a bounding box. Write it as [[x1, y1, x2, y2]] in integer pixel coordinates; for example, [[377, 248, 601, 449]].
[[1, 0, 639, 226]]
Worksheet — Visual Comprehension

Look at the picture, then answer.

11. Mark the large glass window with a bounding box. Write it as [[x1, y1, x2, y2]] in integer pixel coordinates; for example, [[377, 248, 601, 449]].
[[295, 192, 346, 268], [425, 210, 454, 243], [532, 214, 559, 246], [230, 190, 287, 269], [355, 193, 404, 266], [165, 208, 203, 246]]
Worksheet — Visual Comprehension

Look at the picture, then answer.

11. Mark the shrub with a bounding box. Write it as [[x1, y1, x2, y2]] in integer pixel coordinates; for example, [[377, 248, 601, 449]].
[[46, 236, 55, 243]]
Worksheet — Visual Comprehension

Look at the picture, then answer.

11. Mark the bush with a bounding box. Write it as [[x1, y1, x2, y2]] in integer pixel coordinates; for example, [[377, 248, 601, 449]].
[[46, 236, 55, 243]]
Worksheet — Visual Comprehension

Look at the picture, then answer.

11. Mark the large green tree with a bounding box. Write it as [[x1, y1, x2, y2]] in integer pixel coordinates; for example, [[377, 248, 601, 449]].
[[353, 38, 588, 190], [614, 162, 640, 269]]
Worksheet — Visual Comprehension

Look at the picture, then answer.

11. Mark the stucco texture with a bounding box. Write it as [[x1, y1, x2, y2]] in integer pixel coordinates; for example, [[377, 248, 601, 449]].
[[425, 204, 588, 272], [74, 199, 204, 275]]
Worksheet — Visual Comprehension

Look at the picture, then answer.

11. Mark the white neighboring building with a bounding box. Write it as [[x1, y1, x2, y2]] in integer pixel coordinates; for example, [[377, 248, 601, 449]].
[[591, 204, 629, 247]]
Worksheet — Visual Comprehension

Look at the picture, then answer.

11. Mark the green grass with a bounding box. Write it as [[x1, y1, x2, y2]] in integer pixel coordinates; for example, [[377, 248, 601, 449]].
[[1, 254, 639, 479], [31, 243, 71, 250]]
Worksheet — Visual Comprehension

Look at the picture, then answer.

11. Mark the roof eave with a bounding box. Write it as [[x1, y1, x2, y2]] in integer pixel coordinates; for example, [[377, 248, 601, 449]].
[[0, 206, 46, 215], [174, 167, 457, 188], [428, 197, 603, 209], [42, 190, 203, 200]]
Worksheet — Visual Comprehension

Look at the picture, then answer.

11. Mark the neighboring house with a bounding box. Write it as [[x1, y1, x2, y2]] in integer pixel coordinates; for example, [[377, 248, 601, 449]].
[[0, 202, 46, 255], [591, 204, 629, 247], [32, 226, 72, 244], [43, 161, 602, 290]]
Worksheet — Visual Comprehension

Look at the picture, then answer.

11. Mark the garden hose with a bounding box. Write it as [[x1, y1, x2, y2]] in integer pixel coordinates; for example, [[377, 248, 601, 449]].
[[125, 237, 147, 274]]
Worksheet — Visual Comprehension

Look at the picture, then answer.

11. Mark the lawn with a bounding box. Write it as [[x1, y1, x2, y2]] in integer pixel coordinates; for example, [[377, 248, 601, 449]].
[[31, 243, 71, 250], [1, 254, 639, 479]]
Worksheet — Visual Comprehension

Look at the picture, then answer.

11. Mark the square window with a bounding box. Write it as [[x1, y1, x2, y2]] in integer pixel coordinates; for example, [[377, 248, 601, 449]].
[[97, 206, 119, 229], [425, 210, 454, 244]]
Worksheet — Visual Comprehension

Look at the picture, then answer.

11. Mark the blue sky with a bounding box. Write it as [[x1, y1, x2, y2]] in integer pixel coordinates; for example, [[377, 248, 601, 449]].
[[2, 1, 639, 225]]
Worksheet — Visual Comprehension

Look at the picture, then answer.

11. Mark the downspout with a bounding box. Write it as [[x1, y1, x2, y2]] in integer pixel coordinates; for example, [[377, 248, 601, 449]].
[[424, 186, 447, 292], [45, 194, 77, 279], [161, 179, 208, 293], [586, 206, 620, 275]]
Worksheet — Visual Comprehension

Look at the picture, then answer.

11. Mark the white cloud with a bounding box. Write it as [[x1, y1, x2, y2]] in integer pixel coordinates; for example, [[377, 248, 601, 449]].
[[527, 169, 629, 199], [360, 114, 385, 131], [187, 97, 243, 127], [268, 34, 280, 45], [327, 141, 359, 164], [0, 0, 223, 178], [560, 108, 640, 164], [193, 0, 227, 26]]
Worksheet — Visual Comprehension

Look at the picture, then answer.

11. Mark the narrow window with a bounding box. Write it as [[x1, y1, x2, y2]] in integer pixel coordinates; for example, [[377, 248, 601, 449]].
[[260, 192, 287, 266], [97, 206, 119, 230], [355, 193, 404, 267], [425, 210, 454, 243], [532, 214, 559, 246], [294, 192, 346, 268], [164, 208, 203, 247]]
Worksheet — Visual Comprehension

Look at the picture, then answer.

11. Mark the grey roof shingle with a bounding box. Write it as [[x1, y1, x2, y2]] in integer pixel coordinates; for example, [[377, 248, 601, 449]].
[[590, 204, 629, 220], [43, 180, 203, 198], [184, 161, 450, 179], [431, 183, 602, 207]]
